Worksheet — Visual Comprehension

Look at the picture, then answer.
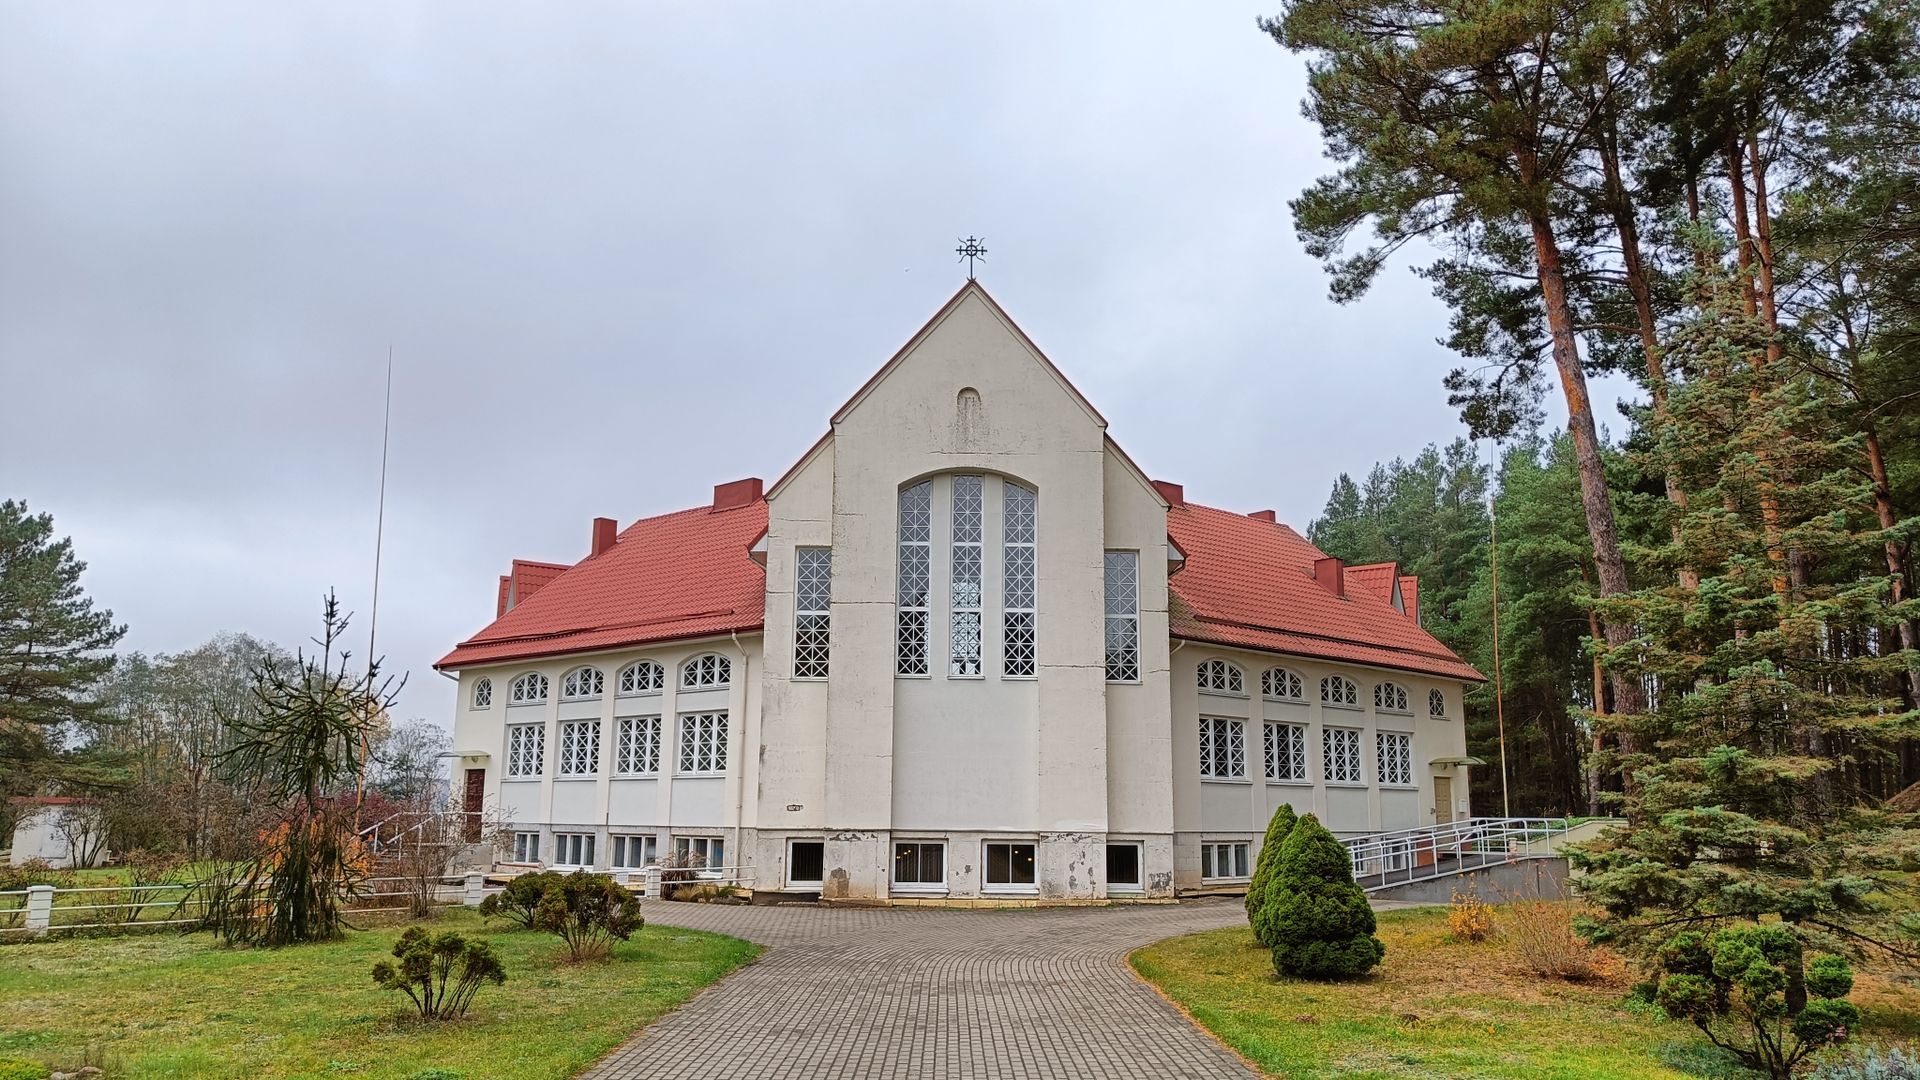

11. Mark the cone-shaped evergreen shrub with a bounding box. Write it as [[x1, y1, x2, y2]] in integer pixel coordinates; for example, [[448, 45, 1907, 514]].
[[1245, 802, 1299, 944], [1259, 813, 1383, 979]]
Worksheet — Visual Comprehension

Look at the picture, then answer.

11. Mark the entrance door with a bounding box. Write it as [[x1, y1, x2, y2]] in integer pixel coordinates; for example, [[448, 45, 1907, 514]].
[[1433, 775, 1454, 824], [463, 768, 486, 841]]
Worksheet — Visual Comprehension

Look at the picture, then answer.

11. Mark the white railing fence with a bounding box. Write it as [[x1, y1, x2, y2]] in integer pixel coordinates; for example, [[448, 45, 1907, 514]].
[[1340, 816, 1571, 893], [0, 873, 504, 939]]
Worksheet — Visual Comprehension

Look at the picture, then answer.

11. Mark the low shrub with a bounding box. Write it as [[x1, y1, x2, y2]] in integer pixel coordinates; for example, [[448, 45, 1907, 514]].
[[371, 927, 506, 1021], [1811, 1046, 1920, 1079], [1501, 899, 1603, 981], [531, 873, 644, 961], [1655, 925, 1859, 1079], [1446, 888, 1494, 943], [0, 860, 75, 892], [0, 1057, 50, 1080], [477, 871, 567, 929]]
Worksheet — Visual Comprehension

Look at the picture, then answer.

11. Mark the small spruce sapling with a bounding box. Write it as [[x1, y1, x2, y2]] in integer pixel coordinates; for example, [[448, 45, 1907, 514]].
[[1245, 803, 1299, 945], [1260, 813, 1384, 979]]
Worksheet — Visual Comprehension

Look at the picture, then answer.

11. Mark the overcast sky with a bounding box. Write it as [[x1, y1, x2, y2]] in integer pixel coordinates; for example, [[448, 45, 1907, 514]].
[[0, 3, 1633, 726]]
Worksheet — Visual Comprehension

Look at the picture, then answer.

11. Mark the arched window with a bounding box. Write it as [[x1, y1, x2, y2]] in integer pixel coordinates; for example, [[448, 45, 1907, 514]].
[[509, 672, 549, 705], [471, 677, 493, 709], [1374, 681, 1409, 713], [1429, 688, 1447, 719], [1262, 668, 1304, 701], [1197, 659, 1245, 695], [561, 667, 604, 700], [1320, 675, 1358, 708], [618, 660, 664, 696], [682, 653, 731, 691]]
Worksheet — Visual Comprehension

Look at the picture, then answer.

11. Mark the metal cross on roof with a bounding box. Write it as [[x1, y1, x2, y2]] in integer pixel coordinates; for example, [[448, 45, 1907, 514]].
[[956, 236, 987, 280]]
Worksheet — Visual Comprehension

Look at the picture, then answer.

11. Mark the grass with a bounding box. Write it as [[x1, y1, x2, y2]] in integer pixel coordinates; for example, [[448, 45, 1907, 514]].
[[1130, 907, 1920, 1080], [0, 907, 758, 1079]]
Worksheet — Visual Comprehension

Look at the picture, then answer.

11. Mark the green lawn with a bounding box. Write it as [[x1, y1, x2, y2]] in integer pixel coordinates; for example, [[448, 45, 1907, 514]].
[[0, 907, 758, 1080], [1131, 907, 1920, 1080]]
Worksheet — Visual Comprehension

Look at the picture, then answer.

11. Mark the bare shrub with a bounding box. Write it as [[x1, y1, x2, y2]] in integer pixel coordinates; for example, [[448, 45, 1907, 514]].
[[1446, 887, 1495, 943], [1501, 897, 1603, 980]]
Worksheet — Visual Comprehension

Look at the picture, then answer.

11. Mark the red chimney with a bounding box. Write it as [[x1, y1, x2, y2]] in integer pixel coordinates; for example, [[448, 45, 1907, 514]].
[[1248, 510, 1276, 523], [591, 517, 618, 558], [1152, 480, 1185, 508], [1314, 557, 1347, 598], [496, 575, 510, 618], [712, 477, 764, 511]]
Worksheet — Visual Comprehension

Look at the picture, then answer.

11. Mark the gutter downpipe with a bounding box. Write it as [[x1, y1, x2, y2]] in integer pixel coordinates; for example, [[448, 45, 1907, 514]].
[[731, 631, 748, 889]]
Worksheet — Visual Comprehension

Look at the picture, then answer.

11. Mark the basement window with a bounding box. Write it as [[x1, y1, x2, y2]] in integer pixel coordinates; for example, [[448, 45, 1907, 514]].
[[984, 842, 1037, 893], [1201, 842, 1250, 881]]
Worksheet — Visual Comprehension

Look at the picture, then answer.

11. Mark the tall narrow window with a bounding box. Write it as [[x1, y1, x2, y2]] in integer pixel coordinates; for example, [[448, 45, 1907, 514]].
[[678, 711, 728, 774], [1104, 551, 1139, 682], [615, 716, 660, 774], [1199, 717, 1245, 779], [896, 481, 932, 675], [1003, 482, 1037, 677], [1429, 688, 1448, 719], [794, 547, 832, 679], [1324, 726, 1362, 783], [949, 475, 984, 676], [558, 719, 600, 777], [1377, 731, 1413, 785], [471, 678, 492, 709], [506, 723, 544, 778], [1265, 722, 1307, 781]]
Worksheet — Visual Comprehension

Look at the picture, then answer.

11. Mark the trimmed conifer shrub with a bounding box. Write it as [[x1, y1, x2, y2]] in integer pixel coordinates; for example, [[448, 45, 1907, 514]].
[[1244, 802, 1299, 945], [1259, 813, 1384, 979]]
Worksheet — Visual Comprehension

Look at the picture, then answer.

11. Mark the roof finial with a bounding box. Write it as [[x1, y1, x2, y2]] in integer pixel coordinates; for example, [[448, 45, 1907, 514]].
[[956, 236, 987, 280]]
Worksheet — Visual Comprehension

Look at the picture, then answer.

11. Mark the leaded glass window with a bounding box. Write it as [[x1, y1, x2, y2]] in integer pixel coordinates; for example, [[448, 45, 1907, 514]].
[[1324, 726, 1362, 783], [1378, 731, 1412, 786], [896, 481, 932, 676], [1198, 659, 1244, 695], [618, 660, 663, 696], [681, 653, 730, 690], [1262, 668, 1303, 701], [559, 719, 600, 776], [1374, 681, 1410, 713], [1198, 716, 1245, 779], [950, 475, 983, 676], [615, 716, 660, 774], [506, 722, 544, 777], [1104, 551, 1139, 682], [678, 711, 728, 773], [1321, 675, 1359, 708], [1266, 721, 1307, 781], [471, 678, 492, 708], [509, 672, 548, 705], [561, 667, 603, 700], [1003, 482, 1037, 677], [794, 547, 832, 679]]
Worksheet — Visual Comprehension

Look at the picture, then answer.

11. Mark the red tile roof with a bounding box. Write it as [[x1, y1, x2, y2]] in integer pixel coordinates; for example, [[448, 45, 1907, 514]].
[[1166, 504, 1481, 682], [1345, 562, 1400, 606], [436, 501, 768, 670], [1398, 575, 1421, 625]]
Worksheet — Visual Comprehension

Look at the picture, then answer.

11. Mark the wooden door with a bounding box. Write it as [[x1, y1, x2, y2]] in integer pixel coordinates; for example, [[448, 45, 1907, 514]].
[[1433, 775, 1454, 824], [463, 768, 486, 841]]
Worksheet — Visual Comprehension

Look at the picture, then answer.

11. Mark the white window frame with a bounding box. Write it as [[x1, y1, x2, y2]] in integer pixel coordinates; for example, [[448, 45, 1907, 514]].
[[896, 481, 932, 676], [512, 831, 540, 863], [794, 547, 832, 680], [949, 474, 984, 677], [1003, 482, 1038, 678], [471, 677, 492, 709], [1262, 667, 1303, 701], [561, 667, 604, 701], [674, 835, 726, 875], [611, 834, 657, 870], [681, 653, 731, 691], [1374, 681, 1410, 714], [1324, 726, 1363, 784], [677, 711, 729, 774], [614, 715, 661, 775], [983, 840, 1038, 894], [1265, 721, 1308, 782], [1321, 674, 1360, 709], [1377, 731, 1414, 787], [1198, 659, 1245, 696], [617, 660, 664, 697], [553, 832, 595, 869], [1200, 842, 1251, 881], [1198, 717, 1246, 781], [509, 672, 548, 705], [786, 839, 826, 888], [505, 722, 545, 778], [1103, 551, 1140, 683], [891, 841, 947, 893], [1106, 841, 1144, 892], [558, 718, 600, 778], [1429, 688, 1448, 719]]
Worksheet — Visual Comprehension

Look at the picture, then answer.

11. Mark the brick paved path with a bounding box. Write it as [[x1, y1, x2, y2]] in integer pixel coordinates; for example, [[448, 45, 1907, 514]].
[[582, 898, 1257, 1079]]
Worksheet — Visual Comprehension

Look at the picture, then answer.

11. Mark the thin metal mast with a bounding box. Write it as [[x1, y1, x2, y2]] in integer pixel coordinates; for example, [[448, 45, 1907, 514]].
[[357, 348, 394, 815], [1488, 438, 1511, 817]]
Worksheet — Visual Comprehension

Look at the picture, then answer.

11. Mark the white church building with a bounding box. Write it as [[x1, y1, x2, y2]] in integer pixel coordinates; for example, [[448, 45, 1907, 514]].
[[437, 282, 1481, 902]]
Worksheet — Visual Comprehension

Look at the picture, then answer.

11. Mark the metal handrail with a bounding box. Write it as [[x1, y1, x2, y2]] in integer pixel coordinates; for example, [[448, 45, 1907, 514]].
[[1340, 816, 1570, 893]]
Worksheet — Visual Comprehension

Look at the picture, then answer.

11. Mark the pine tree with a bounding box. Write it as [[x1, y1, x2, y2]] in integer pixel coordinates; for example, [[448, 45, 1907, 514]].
[[1260, 813, 1384, 979], [1245, 802, 1299, 944], [0, 500, 127, 833]]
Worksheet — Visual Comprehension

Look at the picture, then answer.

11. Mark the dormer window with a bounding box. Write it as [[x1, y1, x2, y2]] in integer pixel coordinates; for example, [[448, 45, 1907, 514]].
[[682, 653, 731, 691], [561, 667, 604, 701], [1197, 659, 1245, 695], [509, 672, 549, 705]]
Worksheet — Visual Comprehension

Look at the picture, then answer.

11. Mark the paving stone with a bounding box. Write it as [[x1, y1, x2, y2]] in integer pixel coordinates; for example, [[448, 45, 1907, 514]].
[[582, 898, 1257, 1079]]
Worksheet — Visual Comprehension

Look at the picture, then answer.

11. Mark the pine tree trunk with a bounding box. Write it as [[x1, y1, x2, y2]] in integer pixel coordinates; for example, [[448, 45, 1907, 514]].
[[1864, 422, 1920, 704], [1527, 209, 1648, 728], [1726, 140, 1792, 600]]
